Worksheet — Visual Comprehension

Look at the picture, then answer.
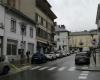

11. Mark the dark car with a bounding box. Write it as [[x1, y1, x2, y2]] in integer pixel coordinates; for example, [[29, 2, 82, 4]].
[[31, 52, 47, 64], [75, 52, 90, 65]]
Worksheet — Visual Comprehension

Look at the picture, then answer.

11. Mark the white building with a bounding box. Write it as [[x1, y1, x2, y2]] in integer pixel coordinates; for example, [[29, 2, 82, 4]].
[[0, 4, 36, 61], [54, 25, 69, 54]]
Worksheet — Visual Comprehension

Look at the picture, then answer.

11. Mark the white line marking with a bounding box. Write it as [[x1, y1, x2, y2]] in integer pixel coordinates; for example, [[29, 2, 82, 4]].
[[21, 66, 31, 70], [78, 76, 87, 79], [82, 67, 88, 69], [81, 71, 89, 74], [30, 66, 41, 70], [58, 67, 67, 71], [48, 67, 57, 71], [38, 67, 48, 71], [80, 74, 89, 76], [68, 67, 76, 71]]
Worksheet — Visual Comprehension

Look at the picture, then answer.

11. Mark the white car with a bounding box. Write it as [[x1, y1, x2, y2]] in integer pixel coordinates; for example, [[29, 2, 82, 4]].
[[55, 53, 60, 58], [0, 55, 10, 75], [45, 52, 56, 60]]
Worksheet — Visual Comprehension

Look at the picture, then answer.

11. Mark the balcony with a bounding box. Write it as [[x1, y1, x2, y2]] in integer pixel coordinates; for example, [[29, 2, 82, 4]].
[[36, 0, 57, 20]]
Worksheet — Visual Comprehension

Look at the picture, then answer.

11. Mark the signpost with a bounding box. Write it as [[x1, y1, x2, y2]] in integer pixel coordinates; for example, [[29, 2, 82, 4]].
[[91, 39, 97, 66]]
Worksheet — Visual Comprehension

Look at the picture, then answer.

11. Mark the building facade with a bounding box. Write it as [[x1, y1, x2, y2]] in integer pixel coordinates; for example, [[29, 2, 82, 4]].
[[35, 0, 57, 53], [2, 0, 57, 53], [54, 25, 69, 53], [69, 30, 98, 49], [96, 3, 100, 47], [0, 4, 36, 61]]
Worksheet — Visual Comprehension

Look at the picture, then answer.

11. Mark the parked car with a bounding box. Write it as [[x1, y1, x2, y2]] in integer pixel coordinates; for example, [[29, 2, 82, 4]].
[[45, 52, 53, 60], [75, 52, 90, 65], [31, 52, 47, 64], [0, 55, 10, 75], [54, 51, 60, 58], [57, 51, 63, 58]]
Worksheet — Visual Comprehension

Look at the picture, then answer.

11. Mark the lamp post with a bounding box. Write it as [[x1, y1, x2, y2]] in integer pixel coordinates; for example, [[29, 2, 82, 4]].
[[20, 23, 26, 64]]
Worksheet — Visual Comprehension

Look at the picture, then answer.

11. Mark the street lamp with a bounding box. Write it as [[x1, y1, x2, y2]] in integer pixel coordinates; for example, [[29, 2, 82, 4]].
[[19, 22, 26, 64]]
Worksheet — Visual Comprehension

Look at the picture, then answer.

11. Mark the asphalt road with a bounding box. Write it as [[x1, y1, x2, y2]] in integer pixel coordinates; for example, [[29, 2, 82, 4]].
[[0, 54, 100, 80]]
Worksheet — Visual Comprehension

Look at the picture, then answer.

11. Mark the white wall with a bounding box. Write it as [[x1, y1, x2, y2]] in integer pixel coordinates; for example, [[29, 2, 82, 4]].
[[3, 10, 36, 60], [54, 32, 69, 53]]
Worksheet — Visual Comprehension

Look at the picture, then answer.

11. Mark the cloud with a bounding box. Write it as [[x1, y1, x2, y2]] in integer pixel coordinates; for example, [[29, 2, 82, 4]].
[[48, 0, 100, 31]]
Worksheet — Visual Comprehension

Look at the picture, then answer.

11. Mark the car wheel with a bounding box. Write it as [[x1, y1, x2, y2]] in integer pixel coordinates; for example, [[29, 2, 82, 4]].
[[2, 66, 10, 75]]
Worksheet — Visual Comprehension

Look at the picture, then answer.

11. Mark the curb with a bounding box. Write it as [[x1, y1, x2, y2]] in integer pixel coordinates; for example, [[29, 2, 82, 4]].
[[11, 64, 31, 72]]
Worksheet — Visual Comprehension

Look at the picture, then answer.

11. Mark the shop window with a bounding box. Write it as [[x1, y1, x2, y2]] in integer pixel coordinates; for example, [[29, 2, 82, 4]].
[[7, 40, 17, 55]]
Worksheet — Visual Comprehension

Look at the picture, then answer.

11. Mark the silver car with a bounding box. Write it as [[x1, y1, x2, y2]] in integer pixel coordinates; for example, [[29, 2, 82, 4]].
[[0, 55, 10, 75]]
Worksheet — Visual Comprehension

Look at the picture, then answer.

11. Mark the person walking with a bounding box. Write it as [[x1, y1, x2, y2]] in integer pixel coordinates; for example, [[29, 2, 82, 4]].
[[26, 51, 30, 63]]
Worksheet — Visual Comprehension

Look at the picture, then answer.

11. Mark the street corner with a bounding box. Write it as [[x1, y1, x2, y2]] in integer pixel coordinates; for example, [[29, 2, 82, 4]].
[[10, 64, 32, 73]]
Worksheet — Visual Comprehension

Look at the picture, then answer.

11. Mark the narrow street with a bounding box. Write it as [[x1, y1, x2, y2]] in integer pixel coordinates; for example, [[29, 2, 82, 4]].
[[0, 54, 100, 80]]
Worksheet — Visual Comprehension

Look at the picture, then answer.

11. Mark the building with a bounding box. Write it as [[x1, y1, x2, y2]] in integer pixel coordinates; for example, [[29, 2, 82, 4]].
[[0, 3, 36, 61], [54, 25, 69, 53], [69, 30, 98, 49], [35, 0, 57, 53], [96, 3, 100, 47], [2, 0, 57, 53]]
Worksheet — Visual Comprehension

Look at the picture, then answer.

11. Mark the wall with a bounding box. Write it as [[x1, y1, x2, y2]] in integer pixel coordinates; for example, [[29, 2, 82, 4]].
[[3, 9, 36, 60], [69, 35, 99, 48]]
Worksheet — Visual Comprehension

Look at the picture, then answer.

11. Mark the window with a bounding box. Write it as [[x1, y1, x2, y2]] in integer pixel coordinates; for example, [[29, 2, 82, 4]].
[[30, 27, 33, 38], [43, 19, 46, 27], [46, 21, 48, 28], [57, 38, 60, 42], [41, 17, 43, 25], [35, 13, 38, 22], [7, 39, 17, 55], [11, 18, 16, 33]]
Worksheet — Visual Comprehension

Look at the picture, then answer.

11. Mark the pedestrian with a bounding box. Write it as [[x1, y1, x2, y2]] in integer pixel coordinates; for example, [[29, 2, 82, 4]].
[[26, 51, 30, 63]]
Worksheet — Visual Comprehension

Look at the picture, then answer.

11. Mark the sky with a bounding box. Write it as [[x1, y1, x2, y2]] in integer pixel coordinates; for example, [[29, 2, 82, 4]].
[[48, 0, 100, 32]]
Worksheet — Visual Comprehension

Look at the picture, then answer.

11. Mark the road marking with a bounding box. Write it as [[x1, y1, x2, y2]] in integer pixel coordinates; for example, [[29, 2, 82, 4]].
[[81, 67, 88, 69], [48, 67, 57, 71], [30, 66, 41, 70], [11, 64, 21, 71], [80, 73, 88, 76], [78, 76, 87, 79], [78, 71, 89, 80], [38, 67, 48, 71], [68, 67, 76, 71], [20, 66, 31, 70], [58, 67, 67, 71], [81, 71, 89, 74]]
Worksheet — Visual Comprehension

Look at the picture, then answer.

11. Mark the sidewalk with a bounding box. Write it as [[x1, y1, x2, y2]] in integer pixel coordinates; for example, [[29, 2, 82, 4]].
[[76, 53, 100, 71], [10, 59, 32, 73]]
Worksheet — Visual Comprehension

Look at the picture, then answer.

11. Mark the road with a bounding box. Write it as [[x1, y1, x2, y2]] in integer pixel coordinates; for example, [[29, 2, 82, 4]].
[[0, 54, 100, 80]]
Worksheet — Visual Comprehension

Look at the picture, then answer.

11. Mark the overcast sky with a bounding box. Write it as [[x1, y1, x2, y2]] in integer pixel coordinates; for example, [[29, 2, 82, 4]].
[[48, 0, 100, 32]]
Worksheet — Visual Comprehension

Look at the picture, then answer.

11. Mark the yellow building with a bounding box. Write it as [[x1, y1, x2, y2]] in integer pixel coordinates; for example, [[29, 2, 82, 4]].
[[69, 30, 98, 48]]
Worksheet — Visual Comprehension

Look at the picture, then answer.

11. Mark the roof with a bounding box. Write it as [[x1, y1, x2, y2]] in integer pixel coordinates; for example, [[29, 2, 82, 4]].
[[1, 3, 36, 25], [70, 30, 98, 36], [55, 25, 69, 32]]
